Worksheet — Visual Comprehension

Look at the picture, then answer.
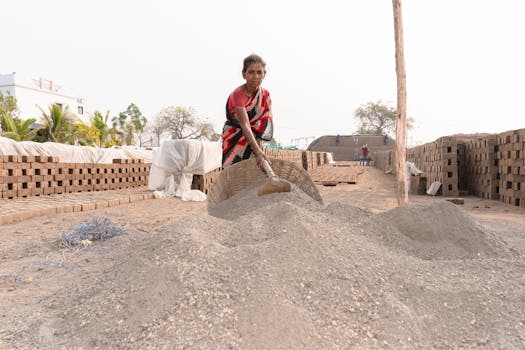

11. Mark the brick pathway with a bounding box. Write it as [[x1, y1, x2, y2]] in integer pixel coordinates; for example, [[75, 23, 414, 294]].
[[0, 188, 154, 225], [309, 163, 364, 185]]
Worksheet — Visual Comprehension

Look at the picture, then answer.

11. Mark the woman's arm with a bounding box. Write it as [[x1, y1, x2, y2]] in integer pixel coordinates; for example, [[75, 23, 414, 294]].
[[234, 106, 266, 165]]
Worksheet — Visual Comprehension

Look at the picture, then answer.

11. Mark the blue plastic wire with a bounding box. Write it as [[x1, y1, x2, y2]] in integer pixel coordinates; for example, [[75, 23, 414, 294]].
[[59, 217, 127, 249]]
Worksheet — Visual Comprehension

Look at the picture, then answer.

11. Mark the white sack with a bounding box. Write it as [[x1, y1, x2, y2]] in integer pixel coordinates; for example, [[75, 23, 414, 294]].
[[407, 161, 423, 176], [147, 139, 221, 200]]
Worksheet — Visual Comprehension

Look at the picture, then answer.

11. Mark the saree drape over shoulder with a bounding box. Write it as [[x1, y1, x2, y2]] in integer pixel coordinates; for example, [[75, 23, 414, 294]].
[[221, 86, 273, 168]]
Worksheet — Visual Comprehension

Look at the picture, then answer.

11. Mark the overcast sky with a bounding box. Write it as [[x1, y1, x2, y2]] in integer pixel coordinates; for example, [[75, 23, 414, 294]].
[[2, 0, 524, 147]]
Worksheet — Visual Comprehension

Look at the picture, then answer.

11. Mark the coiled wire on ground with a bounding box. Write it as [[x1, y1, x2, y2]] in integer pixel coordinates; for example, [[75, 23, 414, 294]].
[[59, 217, 126, 249]]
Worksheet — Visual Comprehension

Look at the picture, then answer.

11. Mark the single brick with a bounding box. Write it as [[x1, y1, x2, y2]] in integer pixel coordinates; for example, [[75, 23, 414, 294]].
[[40, 207, 57, 216], [81, 203, 96, 211], [8, 155, 21, 163], [0, 213, 15, 225], [62, 205, 75, 213], [95, 201, 109, 209], [108, 198, 120, 207]]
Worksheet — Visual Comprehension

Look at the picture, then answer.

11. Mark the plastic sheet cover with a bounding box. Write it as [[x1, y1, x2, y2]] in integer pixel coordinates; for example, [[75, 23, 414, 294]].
[[0, 136, 153, 163], [148, 139, 222, 199]]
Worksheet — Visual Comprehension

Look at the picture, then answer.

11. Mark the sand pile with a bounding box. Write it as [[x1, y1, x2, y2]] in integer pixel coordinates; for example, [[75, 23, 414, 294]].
[[12, 185, 524, 349], [371, 201, 510, 260]]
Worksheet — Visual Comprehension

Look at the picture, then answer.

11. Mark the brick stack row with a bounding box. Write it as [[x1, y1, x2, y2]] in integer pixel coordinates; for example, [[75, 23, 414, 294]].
[[0, 156, 150, 200], [191, 168, 222, 195], [372, 150, 396, 174], [497, 129, 525, 207], [263, 148, 304, 168], [191, 149, 331, 194], [263, 149, 330, 172], [457, 143, 467, 193], [302, 151, 318, 171], [407, 136, 461, 197], [464, 136, 499, 200]]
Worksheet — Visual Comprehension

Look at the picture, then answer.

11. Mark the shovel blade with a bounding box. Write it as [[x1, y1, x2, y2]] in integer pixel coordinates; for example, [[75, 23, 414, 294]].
[[257, 180, 292, 196]]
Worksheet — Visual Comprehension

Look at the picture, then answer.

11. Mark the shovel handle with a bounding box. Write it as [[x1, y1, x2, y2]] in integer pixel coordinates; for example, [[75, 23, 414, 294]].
[[260, 159, 280, 185]]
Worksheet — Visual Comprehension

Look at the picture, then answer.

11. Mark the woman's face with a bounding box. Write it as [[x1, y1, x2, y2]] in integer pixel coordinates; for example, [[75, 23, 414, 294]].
[[243, 63, 265, 90]]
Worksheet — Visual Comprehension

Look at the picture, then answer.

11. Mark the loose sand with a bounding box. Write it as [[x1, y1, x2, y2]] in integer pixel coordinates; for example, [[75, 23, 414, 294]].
[[1, 165, 524, 349]]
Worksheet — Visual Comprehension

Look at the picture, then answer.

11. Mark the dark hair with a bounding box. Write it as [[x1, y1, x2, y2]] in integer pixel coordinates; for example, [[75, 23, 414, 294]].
[[242, 54, 266, 73]]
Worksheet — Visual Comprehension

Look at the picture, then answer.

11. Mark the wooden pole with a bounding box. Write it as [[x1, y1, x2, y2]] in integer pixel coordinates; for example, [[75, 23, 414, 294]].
[[392, 0, 408, 204]]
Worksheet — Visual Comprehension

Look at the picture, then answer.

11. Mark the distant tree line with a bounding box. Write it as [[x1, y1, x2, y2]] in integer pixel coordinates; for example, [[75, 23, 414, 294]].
[[0, 91, 219, 147]]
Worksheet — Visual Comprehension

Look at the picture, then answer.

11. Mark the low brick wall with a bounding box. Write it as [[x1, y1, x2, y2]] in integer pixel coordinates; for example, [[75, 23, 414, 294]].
[[1, 149, 333, 199], [0, 155, 150, 200], [373, 150, 396, 174]]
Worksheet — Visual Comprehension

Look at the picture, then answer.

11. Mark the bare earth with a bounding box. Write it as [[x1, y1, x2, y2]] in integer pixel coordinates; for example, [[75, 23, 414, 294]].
[[1, 165, 524, 349]]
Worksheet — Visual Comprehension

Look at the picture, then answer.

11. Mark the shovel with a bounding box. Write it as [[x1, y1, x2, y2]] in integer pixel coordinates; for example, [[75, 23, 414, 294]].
[[257, 158, 292, 196]]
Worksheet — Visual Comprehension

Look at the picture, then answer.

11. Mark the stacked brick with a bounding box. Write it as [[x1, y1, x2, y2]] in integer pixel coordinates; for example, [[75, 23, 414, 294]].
[[457, 143, 468, 194], [372, 130, 525, 206], [372, 150, 396, 174], [301, 151, 329, 171], [0, 156, 150, 200], [497, 129, 525, 207], [190, 149, 330, 194], [263, 148, 304, 169], [1, 155, 60, 199], [1, 149, 331, 200], [302, 151, 316, 171], [263, 148, 330, 171], [464, 136, 499, 200], [191, 168, 222, 195], [407, 136, 461, 197]]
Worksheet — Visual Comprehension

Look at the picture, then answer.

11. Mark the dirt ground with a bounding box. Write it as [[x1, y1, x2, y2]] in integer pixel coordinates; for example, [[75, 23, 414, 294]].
[[1, 164, 524, 349]]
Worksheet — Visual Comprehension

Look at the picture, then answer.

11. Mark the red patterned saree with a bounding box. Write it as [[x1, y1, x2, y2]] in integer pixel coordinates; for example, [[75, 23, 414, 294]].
[[221, 86, 273, 167]]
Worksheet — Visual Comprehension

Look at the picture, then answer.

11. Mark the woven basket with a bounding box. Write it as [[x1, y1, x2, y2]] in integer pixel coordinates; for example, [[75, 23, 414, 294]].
[[207, 158, 323, 209]]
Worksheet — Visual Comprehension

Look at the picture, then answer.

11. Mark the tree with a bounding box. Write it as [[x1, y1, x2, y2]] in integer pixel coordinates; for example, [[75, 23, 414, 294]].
[[76, 122, 101, 146], [353, 100, 414, 137], [0, 91, 19, 132], [37, 104, 78, 144], [112, 103, 147, 146], [1, 113, 39, 141], [148, 112, 169, 146], [90, 110, 111, 147], [153, 106, 219, 141]]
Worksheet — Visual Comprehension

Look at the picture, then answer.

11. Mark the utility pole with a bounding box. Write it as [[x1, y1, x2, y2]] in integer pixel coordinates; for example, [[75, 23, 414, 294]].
[[393, 0, 408, 204]]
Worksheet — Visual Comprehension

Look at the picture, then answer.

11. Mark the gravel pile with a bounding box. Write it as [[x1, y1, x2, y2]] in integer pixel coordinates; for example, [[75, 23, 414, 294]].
[[10, 185, 525, 349]]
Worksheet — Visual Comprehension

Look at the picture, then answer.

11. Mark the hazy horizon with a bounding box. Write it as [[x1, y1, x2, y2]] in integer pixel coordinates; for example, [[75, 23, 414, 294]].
[[2, 0, 524, 147]]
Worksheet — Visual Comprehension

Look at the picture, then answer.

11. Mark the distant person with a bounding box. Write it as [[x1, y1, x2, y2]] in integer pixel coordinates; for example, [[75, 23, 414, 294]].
[[221, 54, 273, 168], [384, 134, 388, 145], [336, 134, 340, 146], [360, 144, 369, 165]]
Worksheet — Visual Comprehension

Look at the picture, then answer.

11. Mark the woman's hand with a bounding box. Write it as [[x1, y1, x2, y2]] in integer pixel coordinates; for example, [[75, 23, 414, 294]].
[[255, 151, 270, 168], [234, 105, 267, 165]]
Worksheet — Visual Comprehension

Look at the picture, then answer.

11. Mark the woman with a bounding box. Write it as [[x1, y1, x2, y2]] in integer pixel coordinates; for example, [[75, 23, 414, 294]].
[[221, 54, 273, 168]]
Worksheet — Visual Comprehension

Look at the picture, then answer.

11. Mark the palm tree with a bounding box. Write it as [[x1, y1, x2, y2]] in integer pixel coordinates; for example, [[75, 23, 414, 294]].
[[1, 113, 39, 141], [76, 122, 101, 146], [91, 110, 111, 147], [38, 104, 78, 144]]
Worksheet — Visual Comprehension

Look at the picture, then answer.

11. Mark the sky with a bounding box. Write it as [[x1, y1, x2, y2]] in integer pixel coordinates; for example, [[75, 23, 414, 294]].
[[2, 0, 525, 148]]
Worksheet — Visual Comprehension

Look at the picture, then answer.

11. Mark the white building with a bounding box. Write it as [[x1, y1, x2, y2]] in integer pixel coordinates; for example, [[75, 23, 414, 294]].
[[0, 72, 88, 123]]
